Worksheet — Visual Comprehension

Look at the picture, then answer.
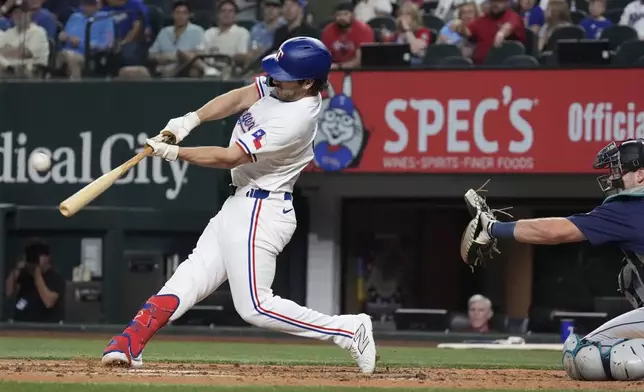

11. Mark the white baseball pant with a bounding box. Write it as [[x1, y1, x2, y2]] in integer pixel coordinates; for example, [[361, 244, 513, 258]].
[[156, 187, 357, 349], [584, 307, 644, 346]]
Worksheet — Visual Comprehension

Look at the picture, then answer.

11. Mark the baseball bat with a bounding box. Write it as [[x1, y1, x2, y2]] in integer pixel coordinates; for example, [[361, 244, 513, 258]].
[[59, 146, 154, 218]]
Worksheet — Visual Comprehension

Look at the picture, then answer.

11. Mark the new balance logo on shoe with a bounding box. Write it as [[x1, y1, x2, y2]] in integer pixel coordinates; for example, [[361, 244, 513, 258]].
[[353, 323, 370, 354]]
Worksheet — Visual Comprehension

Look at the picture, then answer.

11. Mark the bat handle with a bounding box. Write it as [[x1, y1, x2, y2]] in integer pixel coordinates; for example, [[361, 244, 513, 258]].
[[121, 145, 154, 171]]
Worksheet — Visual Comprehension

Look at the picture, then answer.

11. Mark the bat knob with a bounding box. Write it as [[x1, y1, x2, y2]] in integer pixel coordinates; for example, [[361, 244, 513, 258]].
[[161, 131, 177, 145], [59, 203, 73, 217]]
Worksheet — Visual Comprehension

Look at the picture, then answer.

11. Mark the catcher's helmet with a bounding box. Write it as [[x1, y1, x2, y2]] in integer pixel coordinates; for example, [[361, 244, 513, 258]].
[[261, 36, 332, 82], [594, 138, 644, 196]]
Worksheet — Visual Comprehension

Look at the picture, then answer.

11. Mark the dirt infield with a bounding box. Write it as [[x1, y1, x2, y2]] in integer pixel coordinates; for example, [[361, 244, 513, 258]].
[[2, 359, 644, 389]]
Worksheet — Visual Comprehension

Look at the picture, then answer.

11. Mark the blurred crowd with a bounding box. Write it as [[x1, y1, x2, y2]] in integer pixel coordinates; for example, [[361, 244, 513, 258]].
[[0, 0, 642, 79]]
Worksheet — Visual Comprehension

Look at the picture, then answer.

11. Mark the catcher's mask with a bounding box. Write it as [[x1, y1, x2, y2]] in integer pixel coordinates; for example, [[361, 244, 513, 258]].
[[594, 139, 644, 197]]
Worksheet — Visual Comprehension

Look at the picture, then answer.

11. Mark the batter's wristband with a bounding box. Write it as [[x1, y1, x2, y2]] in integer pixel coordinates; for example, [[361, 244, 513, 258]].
[[184, 111, 201, 131]]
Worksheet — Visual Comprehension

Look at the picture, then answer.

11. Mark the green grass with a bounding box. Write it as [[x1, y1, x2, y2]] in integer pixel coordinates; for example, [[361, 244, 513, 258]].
[[0, 336, 561, 369], [0, 336, 568, 391]]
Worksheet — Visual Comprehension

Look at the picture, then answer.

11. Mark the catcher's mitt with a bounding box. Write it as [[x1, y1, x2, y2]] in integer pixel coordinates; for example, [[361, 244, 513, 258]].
[[460, 182, 511, 268]]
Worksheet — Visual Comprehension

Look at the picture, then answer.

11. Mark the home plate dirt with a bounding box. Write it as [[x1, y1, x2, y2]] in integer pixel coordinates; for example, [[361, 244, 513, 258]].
[[2, 359, 644, 389]]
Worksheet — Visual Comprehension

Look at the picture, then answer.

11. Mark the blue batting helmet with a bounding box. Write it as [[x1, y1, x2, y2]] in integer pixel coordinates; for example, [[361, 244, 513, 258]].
[[262, 36, 332, 82]]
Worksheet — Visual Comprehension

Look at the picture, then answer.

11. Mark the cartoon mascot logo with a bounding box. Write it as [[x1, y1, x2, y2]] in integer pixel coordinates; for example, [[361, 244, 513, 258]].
[[313, 74, 369, 172]]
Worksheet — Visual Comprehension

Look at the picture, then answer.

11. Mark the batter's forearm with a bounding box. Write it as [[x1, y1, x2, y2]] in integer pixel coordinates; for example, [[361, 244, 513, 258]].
[[195, 84, 260, 123], [178, 146, 250, 169]]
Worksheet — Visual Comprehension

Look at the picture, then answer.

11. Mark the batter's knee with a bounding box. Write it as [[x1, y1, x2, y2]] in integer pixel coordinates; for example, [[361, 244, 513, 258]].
[[234, 301, 262, 325], [562, 333, 644, 381], [231, 291, 273, 326]]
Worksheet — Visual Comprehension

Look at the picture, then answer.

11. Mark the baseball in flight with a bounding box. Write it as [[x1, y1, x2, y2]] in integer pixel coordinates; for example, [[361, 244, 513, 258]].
[[30, 151, 52, 172]]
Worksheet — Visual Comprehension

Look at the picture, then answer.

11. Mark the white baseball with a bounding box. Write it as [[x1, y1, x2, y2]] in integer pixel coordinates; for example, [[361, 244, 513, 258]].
[[30, 151, 52, 172]]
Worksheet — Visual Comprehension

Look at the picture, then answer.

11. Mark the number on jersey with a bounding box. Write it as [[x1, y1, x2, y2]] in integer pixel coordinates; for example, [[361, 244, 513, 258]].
[[252, 129, 267, 150]]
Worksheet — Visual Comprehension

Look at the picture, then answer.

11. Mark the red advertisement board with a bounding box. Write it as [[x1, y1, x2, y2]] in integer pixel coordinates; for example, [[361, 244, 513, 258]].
[[307, 69, 644, 173]]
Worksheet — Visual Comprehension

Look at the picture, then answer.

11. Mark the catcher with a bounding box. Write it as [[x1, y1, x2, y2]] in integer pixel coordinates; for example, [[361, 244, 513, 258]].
[[461, 138, 644, 381]]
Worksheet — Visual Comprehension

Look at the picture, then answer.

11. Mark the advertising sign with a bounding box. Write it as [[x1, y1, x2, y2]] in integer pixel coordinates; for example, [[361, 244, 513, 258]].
[[309, 69, 644, 173]]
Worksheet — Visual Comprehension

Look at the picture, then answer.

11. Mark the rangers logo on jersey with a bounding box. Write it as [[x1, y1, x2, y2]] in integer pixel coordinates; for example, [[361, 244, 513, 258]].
[[251, 129, 267, 150]]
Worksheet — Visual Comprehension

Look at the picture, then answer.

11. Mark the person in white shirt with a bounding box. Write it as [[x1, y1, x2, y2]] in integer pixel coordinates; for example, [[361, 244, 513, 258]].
[[101, 37, 377, 375], [203, 0, 250, 67], [354, 0, 393, 23], [620, 0, 644, 38], [0, 2, 49, 78]]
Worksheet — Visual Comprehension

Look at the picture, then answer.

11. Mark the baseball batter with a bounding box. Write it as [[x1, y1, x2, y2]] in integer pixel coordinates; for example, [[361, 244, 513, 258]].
[[101, 37, 377, 374], [461, 139, 644, 381]]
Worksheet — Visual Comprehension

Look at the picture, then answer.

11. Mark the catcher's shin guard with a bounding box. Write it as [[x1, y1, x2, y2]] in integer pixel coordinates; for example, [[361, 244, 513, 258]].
[[102, 294, 179, 367], [562, 333, 611, 381], [561, 333, 644, 381]]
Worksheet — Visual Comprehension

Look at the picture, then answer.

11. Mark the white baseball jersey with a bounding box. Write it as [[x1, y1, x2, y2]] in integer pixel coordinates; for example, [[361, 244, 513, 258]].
[[231, 76, 321, 193], [620, 0, 644, 38]]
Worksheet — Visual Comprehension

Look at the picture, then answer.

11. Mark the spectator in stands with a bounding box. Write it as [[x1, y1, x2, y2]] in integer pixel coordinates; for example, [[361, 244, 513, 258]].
[[322, 1, 374, 70], [0, 1, 48, 77], [102, 0, 149, 79], [619, 0, 644, 38], [354, 0, 393, 23], [453, 0, 525, 64], [580, 0, 612, 39], [269, 0, 319, 52], [149, 1, 217, 78], [27, 0, 56, 40], [517, 0, 544, 34], [203, 0, 250, 68], [245, 0, 284, 68], [57, 0, 114, 79], [467, 294, 493, 333], [538, 0, 571, 51], [4, 241, 65, 323], [381, 1, 430, 64], [438, 0, 479, 48]]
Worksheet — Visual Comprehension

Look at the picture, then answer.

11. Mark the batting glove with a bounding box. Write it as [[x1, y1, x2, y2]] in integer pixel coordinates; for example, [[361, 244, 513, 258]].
[[151, 112, 201, 145], [146, 138, 179, 161]]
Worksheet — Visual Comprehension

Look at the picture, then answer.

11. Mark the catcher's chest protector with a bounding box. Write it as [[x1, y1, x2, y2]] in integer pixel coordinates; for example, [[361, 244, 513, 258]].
[[619, 252, 644, 308]]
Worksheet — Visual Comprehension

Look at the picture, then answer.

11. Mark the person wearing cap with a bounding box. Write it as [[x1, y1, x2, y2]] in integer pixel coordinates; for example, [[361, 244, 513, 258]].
[[246, 0, 285, 66], [0, 0, 48, 78], [57, 0, 114, 79], [4, 241, 65, 323], [322, 1, 374, 70], [452, 0, 525, 64], [149, 0, 217, 77], [269, 0, 319, 53]]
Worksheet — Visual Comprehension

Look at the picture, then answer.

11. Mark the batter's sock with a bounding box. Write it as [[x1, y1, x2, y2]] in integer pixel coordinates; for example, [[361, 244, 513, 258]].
[[122, 294, 179, 356]]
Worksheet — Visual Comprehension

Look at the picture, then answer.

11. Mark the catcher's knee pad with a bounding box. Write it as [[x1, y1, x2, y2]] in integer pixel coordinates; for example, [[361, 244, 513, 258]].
[[609, 338, 644, 380], [562, 333, 611, 381]]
